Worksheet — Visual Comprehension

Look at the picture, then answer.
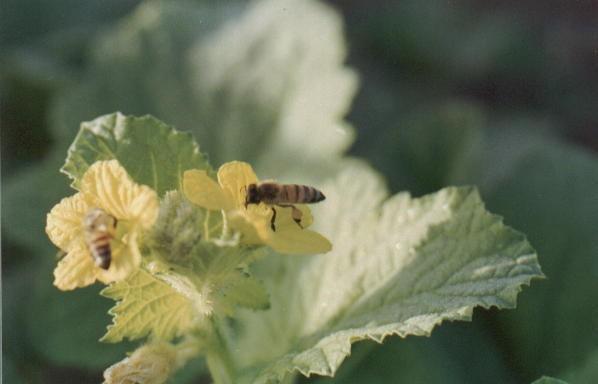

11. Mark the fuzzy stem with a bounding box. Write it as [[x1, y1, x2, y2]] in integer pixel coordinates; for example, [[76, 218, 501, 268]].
[[205, 317, 236, 384], [204, 210, 211, 240]]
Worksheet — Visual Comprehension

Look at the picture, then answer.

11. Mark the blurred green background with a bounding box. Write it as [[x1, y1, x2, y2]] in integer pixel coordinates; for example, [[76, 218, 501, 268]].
[[2, 0, 597, 383]]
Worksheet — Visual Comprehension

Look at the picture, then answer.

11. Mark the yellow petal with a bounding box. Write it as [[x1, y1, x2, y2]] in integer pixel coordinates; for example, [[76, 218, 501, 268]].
[[46, 193, 91, 251], [183, 169, 232, 210], [54, 245, 98, 290], [246, 204, 330, 254], [80, 160, 159, 229], [227, 209, 266, 244], [270, 204, 314, 229], [217, 161, 258, 208], [265, 228, 332, 255], [96, 232, 142, 284]]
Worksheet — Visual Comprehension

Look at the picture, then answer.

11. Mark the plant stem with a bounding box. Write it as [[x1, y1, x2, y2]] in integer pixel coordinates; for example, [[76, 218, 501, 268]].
[[206, 317, 236, 384]]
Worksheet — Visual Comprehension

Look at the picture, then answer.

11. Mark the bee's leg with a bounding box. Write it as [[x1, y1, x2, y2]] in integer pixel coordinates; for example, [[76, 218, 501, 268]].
[[278, 204, 303, 228], [291, 205, 304, 228], [270, 207, 277, 232]]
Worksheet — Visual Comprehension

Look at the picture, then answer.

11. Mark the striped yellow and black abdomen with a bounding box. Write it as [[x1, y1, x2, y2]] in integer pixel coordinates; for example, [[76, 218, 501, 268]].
[[83, 208, 116, 270], [283, 184, 326, 204], [88, 233, 112, 269]]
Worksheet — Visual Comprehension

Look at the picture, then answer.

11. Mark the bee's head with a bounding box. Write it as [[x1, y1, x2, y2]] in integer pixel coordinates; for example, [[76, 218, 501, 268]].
[[245, 183, 260, 207]]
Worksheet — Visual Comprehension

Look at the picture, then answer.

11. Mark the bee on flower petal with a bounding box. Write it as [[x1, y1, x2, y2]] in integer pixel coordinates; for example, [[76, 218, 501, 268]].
[[83, 208, 117, 269], [244, 182, 325, 231]]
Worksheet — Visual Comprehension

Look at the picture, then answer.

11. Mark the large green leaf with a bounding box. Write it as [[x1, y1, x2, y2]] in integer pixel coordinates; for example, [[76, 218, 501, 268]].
[[222, 161, 542, 383], [62, 112, 210, 195], [353, 111, 597, 381], [50, 0, 356, 176], [188, 0, 357, 174]]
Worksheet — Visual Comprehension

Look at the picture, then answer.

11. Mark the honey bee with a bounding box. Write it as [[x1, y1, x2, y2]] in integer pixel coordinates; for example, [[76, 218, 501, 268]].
[[244, 182, 325, 231], [83, 208, 117, 270]]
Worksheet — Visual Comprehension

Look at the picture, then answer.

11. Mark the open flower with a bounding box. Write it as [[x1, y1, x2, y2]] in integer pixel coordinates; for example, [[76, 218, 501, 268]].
[[183, 161, 332, 254], [46, 160, 159, 290]]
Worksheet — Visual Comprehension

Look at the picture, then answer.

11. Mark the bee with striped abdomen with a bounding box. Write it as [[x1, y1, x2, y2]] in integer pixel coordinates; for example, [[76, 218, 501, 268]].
[[244, 182, 325, 231], [83, 208, 117, 270]]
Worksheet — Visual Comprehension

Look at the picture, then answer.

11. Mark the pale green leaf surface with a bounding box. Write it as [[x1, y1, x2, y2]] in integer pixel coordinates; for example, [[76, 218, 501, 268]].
[[189, 0, 357, 174], [223, 161, 542, 383], [101, 269, 195, 343], [50, 0, 356, 177], [62, 112, 210, 195], [188, 243, 270, 315], [215, 271, 270, 313]]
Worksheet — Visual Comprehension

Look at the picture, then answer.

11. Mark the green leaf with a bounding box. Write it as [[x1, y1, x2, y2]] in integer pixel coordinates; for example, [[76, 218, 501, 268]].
[[101, 269, 195, 343], [50, 0, 356, 176], [214, 270, 270, 313], [62, 112, 210, 195], [223, 161, 542, 383], [149, 191, 270, 314], [189, 0, 357, 174], [531, 377, 569, 384], [188, 243, 270, 315]]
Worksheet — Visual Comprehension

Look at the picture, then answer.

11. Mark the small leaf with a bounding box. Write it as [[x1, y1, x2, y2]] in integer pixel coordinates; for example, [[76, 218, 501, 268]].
[[62, 112, 210, 195], [224, 161, 543, 383], [101, 269, 195, 343]]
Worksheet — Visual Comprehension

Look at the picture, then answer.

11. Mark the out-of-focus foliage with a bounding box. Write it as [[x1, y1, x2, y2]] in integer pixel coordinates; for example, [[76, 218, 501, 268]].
[[531, 377, 569, 384], [2, 0, 597, 383]]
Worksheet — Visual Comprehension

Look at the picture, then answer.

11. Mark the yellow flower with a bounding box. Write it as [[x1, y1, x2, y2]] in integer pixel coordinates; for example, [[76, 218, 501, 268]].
[[46, 160, 159, 290], [183, 161, 332, 255]]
